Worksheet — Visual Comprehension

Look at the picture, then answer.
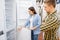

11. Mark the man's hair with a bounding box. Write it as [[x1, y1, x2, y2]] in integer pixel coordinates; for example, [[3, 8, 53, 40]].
[[44, 0, 56, 8]]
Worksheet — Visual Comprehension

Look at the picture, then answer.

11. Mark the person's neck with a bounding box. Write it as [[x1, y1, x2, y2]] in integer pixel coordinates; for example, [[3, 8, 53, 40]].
[[31, 14, 36, 16], [30, 14, 34, 17]]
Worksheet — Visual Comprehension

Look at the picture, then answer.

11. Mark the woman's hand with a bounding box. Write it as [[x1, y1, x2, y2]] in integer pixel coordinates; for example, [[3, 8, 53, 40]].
[[29, 27, 37, 30], [29, 27, 34, 30], [17, 27, 22, 32]]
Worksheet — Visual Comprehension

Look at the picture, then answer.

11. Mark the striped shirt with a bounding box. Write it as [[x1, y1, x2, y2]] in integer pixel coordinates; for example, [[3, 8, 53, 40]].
[[40, 11, 59, 40]]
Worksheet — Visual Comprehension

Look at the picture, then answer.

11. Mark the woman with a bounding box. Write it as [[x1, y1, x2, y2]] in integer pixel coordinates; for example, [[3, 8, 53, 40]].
[[24, 7, 41, 40]]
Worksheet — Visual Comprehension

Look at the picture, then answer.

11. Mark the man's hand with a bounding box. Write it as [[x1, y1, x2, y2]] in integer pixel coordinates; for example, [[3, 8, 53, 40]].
[[59, 37, 60, 40], [42, 22, 46, 25]]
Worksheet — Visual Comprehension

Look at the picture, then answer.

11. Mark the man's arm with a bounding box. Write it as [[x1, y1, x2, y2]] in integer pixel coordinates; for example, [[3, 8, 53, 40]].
[[40, 15, 58, 31]]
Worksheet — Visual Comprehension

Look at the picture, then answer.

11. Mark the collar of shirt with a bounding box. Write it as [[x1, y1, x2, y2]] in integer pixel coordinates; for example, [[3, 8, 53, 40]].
[[47, 10, 57, 16]]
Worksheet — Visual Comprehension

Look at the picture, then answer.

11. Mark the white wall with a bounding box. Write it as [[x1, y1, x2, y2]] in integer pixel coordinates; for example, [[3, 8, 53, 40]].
[[17, 0, 36, 19]]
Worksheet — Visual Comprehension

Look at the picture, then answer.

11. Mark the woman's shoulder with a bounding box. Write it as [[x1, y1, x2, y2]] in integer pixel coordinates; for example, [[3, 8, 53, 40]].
[[35, 14, 41, 20], [35, 14, 41, 18], [35, 14, 40, 17]]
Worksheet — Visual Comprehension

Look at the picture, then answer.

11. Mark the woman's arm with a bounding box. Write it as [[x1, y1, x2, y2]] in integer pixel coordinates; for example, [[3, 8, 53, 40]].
[[24, 16, 30, 27], [30, 15, 41, 30]]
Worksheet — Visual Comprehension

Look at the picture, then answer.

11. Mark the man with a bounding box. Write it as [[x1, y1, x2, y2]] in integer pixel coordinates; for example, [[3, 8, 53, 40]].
[[40, 0, 59, 40]]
